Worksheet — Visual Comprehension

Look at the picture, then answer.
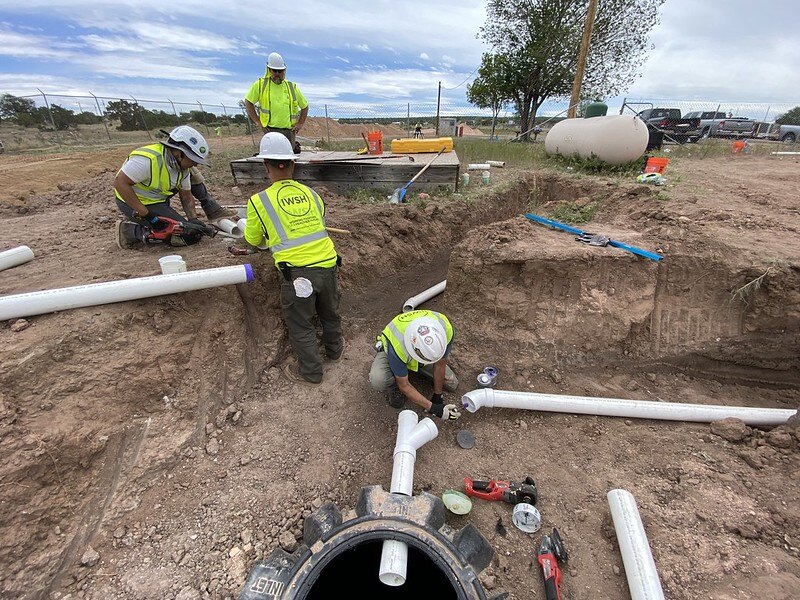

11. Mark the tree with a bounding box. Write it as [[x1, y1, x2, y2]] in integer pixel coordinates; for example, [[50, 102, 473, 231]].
[[74, 111, 102, 125], [0, 93, 42, 127], [479, 0, 664, 140], [105, 99, 147, 131], [467, 53, 514, 139], [777, 107, 800, 126], [47, 104, 75, 130]]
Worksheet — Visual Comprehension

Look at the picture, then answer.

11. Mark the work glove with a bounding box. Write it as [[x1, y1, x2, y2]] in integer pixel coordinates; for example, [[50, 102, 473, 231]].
[[428, 402, 461, 421], [431, 392, 443, 405], [143, 212, 168, 231]]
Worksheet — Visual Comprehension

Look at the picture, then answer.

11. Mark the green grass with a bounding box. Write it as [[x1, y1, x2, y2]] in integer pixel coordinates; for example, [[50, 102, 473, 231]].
[[549, 201, 599, 224]]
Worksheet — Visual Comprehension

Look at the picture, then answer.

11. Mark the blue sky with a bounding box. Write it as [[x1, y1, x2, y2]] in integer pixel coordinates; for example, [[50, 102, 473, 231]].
[[0, 0, 797, 118]]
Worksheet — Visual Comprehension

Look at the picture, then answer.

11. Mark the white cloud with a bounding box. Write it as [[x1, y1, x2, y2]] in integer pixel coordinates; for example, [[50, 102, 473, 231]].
[[0, 28, 77, 59], [356, 44, 370, 52], [420, 52, 429, 60]]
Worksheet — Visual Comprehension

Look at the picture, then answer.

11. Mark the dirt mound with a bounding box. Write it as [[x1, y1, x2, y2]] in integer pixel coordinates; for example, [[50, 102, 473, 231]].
[[301, 118, 406, 141], [1, 154, 799, 599]]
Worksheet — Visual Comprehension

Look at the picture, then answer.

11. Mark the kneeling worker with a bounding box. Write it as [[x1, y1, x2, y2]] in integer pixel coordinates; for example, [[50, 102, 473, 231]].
[[114, 125, 235, 248], [369, 309, 461, 421], [243, 132, 343, 384]]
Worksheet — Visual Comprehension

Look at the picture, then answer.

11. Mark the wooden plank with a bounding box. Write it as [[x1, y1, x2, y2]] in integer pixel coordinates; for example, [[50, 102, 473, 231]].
[[231, 150, 460, 193]]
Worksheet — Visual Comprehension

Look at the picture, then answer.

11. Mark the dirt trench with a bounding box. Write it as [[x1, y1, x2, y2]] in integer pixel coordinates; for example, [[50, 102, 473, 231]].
[[1, 164, 799, 599]]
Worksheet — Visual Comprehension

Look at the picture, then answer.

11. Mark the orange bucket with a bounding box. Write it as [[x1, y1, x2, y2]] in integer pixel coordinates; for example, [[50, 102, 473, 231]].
[[731, 140, 746, 154], [644, 156, 669, 174], [367, 130, 383, 155]]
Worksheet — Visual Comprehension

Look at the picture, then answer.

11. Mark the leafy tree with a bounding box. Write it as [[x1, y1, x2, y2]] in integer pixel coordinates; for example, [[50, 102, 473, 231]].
[[0, 93, 42, 127], [776, 106, 800, 126], [479, 0, 664, 140], [74, 111, 101, 125], [105, 99, 147, 131], [47, 104, 75, 130], [467, 53, 514, 139]]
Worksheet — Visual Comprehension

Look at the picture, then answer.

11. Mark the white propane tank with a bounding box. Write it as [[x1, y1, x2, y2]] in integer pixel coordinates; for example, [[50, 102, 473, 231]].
[[545, 115, 649, 165]]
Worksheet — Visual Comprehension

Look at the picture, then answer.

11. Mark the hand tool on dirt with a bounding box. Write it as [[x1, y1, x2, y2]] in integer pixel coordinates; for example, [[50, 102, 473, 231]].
[[326, 226, 351, 235], [146, 217, 217, 242], [359, 132, 369, 154], [308, 155, 413, 164], [228, 245, 256, 256], [463, 476, 538, 505], [524, 213, 663, 262], [389, 146, 446, 204], [537, 528, 568, 600]]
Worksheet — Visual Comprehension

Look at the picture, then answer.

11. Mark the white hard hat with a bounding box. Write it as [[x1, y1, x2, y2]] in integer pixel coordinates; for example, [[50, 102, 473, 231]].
[[403, 317, 447, 365], [267, 52, 287, 70], [162, 125, 209, 165], [256, 132, 296, 161]]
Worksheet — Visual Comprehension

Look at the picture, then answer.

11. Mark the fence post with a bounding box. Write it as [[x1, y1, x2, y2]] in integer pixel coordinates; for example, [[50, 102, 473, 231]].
[[435, 81, 441, 137], [36, 88, 62, 149], [407, 103, 410, 138], [240, 102, 257, 147], [167, 99, 179, 127], [90, 91, 112, 141], [197, 101, 211, 136], [324, 104, 331, 146], [220, 103, 234, 138], [130, 95, 152, 139]]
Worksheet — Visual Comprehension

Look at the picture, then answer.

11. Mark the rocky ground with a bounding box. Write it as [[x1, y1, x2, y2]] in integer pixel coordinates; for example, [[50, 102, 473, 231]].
[[0, 145, 798, 599]]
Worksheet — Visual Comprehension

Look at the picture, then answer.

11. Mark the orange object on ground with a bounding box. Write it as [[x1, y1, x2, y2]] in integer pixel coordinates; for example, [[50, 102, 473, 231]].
[[644, 156, 669, 174], [367, 130, 383, 155], [731, 140, 746, 154]]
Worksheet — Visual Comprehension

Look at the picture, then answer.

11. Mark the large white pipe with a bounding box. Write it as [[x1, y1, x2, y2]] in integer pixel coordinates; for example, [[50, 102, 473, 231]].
[[379, 410, 438, 587], [402, 280, 446, 313], [460, 388, 796, 427], [607, 489, 665, 600], [0, 264, 255, 321], [545, 115, 649, 165], [0, 246, 35, 272], [215, 218, 243, 238]]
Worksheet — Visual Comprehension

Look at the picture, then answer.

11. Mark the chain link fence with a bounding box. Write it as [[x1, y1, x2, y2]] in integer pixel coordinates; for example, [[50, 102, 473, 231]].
[[1, 91, 797, 153]]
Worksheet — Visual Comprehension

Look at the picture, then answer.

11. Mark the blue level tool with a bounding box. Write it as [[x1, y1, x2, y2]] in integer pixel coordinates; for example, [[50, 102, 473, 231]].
[[524, 213, 663, 262]]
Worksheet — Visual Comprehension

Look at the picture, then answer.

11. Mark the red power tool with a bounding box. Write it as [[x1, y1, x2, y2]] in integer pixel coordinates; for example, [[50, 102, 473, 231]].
[[146, 217, 216, 243], [463, 476, 538, 505], [537, 528, 568, 600]]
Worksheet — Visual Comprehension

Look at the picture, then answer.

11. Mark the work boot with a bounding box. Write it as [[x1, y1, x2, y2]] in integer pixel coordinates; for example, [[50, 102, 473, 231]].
[[388, 388, 405, 409], [115, 220, 142, 250], [326, 338, 345, 362], [283, 362, 322, 385], [192, 183, 238, 221]]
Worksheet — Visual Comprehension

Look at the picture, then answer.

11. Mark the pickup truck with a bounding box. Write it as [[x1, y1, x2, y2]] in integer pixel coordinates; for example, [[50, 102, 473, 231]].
[[636, 108, 701, 143], [684, 111, 756, 138], [777, 124, 800, 143]]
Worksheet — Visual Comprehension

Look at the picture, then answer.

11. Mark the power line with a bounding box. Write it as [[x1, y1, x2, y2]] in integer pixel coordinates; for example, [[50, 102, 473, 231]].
[[441, 65, 480, 90]]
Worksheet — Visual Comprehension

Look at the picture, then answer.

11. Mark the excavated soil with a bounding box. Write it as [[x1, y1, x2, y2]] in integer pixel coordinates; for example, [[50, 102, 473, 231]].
[[0, 150, 799, 600]]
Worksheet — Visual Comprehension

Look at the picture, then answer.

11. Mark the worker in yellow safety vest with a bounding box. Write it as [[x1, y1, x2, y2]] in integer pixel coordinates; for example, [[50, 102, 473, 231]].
[[244, 52, 308, 154], [369, 309, 461, 421], [242, 132, 343, 384]]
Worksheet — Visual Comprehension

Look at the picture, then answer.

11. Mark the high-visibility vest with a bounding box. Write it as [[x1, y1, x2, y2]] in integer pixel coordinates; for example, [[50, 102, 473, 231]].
[[254, 78, 301, 128], [248, 180, 337, 269], [115, 143, 185, 206], [379, 310, 454, 373]]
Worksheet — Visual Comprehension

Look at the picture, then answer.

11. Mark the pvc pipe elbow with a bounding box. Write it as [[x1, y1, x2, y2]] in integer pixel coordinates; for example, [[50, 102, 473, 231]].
[[401, 280, 446, 313], [461, 388, 490, 413]]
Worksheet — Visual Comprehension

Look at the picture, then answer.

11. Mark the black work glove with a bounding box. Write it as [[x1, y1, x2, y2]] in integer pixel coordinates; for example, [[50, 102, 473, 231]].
[[143, 212, 168, 231], [431, 392, 443, 405], [427, 402, 461, 421]]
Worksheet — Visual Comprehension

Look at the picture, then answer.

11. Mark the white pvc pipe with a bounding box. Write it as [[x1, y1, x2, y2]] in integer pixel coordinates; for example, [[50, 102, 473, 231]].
[[379, 410, 438, 587], [460, 388, 796, 427], [0, 264, 255, 321], [0, 246, 35, 272], [467, 163, 491, 170], [607, 489, 665, 600], [485, 160, 506, 168], [402, 280, 446, 312], [215, 218, 243, 238]]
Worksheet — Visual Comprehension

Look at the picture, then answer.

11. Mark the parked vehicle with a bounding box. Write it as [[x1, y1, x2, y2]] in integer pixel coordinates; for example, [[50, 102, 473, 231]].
[[636, 108, 701, 143], [778, 124, 800, 143], [684, 111, 757, 138]]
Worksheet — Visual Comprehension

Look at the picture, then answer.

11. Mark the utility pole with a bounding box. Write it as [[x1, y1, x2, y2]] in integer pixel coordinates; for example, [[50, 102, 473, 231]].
[[568, 0, 598, 118], [435, 81, 442, 137]]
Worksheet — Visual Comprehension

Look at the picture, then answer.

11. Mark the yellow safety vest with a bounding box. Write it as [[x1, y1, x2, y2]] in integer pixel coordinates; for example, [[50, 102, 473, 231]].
[[115, 143, 185, 206], [255, 78, 302, 129], [247, 180, 337, 269], [379, 310, 454, 373]]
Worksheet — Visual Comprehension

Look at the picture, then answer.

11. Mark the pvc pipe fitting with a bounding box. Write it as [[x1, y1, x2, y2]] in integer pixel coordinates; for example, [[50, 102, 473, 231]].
[[402, 280, 446, 312], [460, 388, 796, 427], [0, 246, 35, 272], [215, 218, 244, 238]]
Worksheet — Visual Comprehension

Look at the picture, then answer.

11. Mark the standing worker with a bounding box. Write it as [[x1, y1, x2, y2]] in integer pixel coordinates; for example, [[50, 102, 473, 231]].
[[369, 309, 461, 421], [243, 132, 343, 384], [244, 52, 309, 154], [114, 125, 234, 248], [413, 123, 424, 139]]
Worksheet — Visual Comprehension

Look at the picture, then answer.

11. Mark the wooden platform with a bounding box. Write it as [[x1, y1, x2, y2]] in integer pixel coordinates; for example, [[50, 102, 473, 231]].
[[230, 150, 460, 193]]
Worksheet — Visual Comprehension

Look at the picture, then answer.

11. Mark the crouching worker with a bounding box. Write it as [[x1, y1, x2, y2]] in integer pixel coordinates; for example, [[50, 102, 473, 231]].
[[369, 309, 461, 421], [114, 126, 232, 249], [243, 132, 343, 384]]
